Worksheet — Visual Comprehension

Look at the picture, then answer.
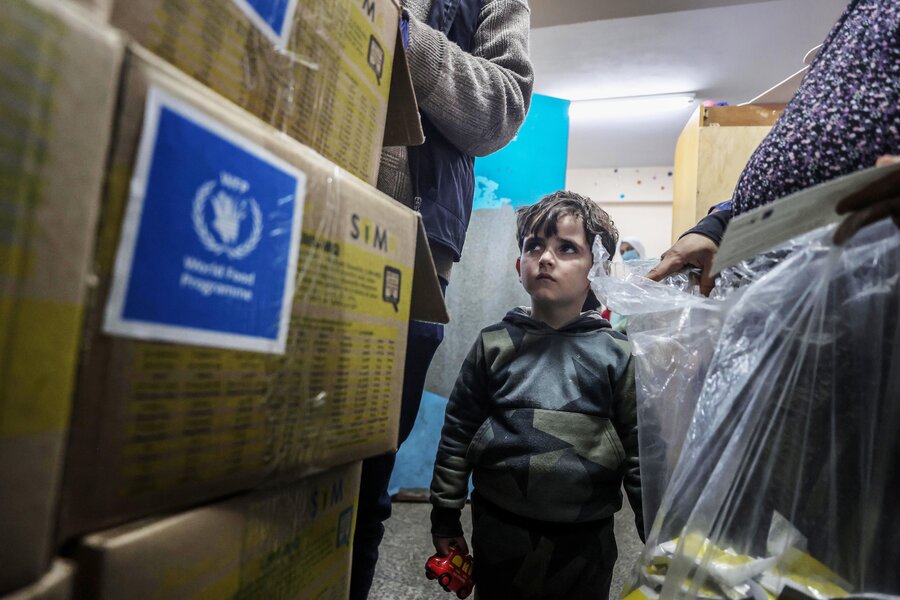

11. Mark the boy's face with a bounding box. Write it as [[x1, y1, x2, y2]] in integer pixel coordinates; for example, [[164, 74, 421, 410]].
[[516, 214, 593, 314]]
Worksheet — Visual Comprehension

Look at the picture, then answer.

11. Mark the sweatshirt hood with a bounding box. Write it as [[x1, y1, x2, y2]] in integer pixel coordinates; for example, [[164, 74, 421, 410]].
[[503, 306, 611, 334]]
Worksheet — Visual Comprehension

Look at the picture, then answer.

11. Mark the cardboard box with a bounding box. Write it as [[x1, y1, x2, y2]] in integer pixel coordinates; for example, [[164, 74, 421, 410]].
[[58, 46, 447, 540], [0, 0, 123, 592], [76, 462, 361, 600], [671, 105, 783, 242], [107, 0, 411, 185], [2, 561, 74, 600]]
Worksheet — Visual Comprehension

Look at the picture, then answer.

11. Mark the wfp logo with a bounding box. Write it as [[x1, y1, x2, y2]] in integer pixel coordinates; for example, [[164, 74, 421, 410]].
[[192, 172, 263, 260]]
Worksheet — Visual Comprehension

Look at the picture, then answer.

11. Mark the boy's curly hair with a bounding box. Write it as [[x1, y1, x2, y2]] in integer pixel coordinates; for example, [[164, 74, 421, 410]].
[[516, 190, 618, 258]]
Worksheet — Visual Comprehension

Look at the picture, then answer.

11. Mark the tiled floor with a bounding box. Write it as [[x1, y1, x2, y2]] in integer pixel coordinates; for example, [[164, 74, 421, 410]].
[[369, 498, 643, 599]]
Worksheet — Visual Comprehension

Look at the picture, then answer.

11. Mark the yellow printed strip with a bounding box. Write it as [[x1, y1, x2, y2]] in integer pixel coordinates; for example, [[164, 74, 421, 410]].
[[345, 1, 395, 98], [295, 236, 413, 322], [0, 297, 82, 436], [0, 243, 35, 279], [238, 508, 350, 596]]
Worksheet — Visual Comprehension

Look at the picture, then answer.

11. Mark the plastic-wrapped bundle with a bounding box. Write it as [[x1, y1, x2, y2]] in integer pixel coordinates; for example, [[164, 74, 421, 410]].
[[590, 250, 736, 532], [591, 235, 821, 535], [630, 301, 734, 535], [609, 220, 900, 599]]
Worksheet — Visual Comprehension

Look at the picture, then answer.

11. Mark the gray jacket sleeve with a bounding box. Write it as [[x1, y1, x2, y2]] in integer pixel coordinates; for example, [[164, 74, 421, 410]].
[[406, 0, 534, 157], [430, 335, 490, 537]]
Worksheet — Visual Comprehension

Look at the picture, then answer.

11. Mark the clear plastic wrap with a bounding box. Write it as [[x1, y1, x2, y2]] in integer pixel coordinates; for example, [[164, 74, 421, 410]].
[[590, 246, 737, 531], [611, 220, 900, 599], [629, 301, 733, 535], [588, 251, 702, 316]]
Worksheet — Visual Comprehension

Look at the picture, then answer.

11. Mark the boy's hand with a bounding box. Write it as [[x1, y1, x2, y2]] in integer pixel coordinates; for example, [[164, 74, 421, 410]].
[[433, 535, 469, 557]]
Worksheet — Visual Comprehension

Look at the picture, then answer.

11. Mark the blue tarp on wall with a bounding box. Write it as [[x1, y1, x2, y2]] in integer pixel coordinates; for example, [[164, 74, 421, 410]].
[[473, 94, 570, 210], [390, 94, 570, 495]]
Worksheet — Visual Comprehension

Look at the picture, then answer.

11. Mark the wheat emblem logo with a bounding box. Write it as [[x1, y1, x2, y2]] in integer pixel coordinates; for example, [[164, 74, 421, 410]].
[[192, 180, 263, 260]]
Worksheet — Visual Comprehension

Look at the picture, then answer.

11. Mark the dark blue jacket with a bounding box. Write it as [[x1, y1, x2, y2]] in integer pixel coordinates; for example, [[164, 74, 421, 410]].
[[408, 0, 481, 261]]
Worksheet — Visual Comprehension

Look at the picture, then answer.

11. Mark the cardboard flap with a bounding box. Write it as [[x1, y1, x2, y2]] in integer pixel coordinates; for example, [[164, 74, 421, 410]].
[[382, 29, 424, 148], [712, 162, 900, 275], [410, 218, 449, 323]]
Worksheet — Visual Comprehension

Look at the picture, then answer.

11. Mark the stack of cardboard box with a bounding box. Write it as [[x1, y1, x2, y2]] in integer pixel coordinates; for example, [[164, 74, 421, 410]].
[[0, 0, 441, 597]]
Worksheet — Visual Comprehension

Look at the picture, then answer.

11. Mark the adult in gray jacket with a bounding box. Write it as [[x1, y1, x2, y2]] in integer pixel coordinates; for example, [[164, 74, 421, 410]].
[[351, 1, 533, 598]]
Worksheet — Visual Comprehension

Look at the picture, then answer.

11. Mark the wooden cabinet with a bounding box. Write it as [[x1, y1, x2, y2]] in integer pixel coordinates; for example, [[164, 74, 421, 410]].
[[671, 105, 784, 241]]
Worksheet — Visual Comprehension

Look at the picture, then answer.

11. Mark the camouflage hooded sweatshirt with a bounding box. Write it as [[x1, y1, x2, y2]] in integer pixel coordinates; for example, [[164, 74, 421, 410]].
[[430, 307, 644, 538]]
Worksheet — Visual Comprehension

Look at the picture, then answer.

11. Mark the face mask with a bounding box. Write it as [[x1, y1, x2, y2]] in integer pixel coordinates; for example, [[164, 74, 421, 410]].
[[622, 250, 640, 261]]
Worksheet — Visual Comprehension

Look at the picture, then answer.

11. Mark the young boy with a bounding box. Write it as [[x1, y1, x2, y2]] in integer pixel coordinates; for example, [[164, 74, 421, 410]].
[[429, 191, 644, 599]]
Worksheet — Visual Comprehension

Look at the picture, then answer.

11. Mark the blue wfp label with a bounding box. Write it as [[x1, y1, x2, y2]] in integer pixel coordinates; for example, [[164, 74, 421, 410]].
[[231, 0, 299, 48], [104, 87, 306, 354]]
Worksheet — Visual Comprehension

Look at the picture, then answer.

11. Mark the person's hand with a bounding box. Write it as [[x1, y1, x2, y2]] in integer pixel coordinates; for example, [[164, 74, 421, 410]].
[[646, 233, 719, 296], [834, 155, 900, 245], [433, 535, 469, 557]]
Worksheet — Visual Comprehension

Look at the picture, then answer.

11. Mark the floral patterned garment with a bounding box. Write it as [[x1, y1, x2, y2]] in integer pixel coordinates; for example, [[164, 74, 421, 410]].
[[731, 0, 900, 216]]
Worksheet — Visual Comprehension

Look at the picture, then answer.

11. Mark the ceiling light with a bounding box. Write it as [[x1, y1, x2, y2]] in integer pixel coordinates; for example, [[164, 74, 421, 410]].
[[569, 93, 696, 120]]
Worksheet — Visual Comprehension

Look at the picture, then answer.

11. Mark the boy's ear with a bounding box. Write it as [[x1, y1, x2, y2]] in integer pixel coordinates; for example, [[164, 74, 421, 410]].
[[515, 257, 521, 278]]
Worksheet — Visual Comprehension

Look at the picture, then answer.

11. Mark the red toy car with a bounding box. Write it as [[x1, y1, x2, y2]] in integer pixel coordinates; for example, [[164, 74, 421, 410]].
[[425, 546, 474, 598]]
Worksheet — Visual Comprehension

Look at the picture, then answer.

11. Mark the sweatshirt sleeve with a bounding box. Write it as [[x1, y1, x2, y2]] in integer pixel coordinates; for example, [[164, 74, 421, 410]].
[[430, 335, 490, 537], [406, 0, 534, 157], [682, 202, 733, 246], [613, 353, 645, 542]]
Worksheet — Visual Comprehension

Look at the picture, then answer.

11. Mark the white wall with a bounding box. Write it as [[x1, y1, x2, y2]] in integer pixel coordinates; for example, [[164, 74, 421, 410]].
[[566, 166, 673, 259]]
